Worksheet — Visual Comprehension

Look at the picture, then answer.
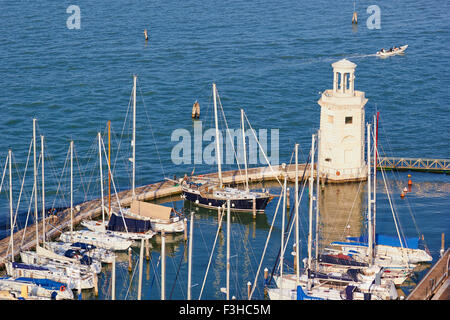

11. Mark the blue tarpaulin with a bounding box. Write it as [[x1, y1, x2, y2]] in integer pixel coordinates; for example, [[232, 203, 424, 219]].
[[106, 212, 151, 233]]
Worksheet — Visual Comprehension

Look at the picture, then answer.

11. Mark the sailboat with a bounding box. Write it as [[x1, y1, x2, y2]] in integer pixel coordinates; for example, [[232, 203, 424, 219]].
[[44, 241, 115, 264], [182, 83, 273, 212], [268, 134, 398, 300], [3, 129, 95, 291], [325, 116, 432, 272], [19, 136, 101, 275]]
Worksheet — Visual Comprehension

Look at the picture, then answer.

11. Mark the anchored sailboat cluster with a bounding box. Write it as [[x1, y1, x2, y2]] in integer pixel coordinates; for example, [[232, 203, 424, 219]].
[[0, 75, 185, 300], [266, 118, 432, 300], [0, 75, 435, 301]]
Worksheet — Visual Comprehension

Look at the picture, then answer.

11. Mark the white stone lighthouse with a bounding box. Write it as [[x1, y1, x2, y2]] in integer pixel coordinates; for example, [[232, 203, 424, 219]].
[[317, 59, 368, 182]]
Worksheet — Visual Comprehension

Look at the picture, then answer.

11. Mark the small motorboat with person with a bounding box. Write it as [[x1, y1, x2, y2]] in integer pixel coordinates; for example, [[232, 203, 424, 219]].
[[376, 45, 408, 57]]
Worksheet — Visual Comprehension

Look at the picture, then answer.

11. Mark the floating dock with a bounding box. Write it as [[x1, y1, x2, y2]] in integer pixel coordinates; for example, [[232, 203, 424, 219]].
[[407, 248, 450, 300]]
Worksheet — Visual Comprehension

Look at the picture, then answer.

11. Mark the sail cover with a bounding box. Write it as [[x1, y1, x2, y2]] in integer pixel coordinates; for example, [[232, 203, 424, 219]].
[[106, 212, 152, 233], [130, 200, 172, 221]]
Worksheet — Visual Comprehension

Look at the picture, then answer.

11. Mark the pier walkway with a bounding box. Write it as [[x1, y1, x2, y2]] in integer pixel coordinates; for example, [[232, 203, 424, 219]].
[[377, 157, 449, 173], [407, 248, 450, 300]]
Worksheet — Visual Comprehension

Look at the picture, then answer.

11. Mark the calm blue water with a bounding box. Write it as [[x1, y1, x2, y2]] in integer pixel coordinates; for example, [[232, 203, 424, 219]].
[[0, 0, 448, 300]]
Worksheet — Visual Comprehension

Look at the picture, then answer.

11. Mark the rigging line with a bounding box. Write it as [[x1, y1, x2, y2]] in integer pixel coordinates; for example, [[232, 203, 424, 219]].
[[376, 141, 409, 242], [124, 250, 140, 300], [111, 90, 133, 187], [243, 110, 282, 187], [378, 154, 406, 252], [50, 145, 71, 218], [79, 136, 101, 201], [215, 89, 244, 179], [148, 255, 162, 298], [19, 182, 35, 249], [198, 206, 225, 300], [11, 147, 32, 235], [277, 167, 309, 274], [269, 144, 312, 282], [0, 155, 8, 194], [101, 136, 129, 233], [137, 79, 166, 180], [168, 241, 188, 299], [249, 189, 283, 300]]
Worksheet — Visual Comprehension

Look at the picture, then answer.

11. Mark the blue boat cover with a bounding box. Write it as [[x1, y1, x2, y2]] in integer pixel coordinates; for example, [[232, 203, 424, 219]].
[[107, 212, 151, 233], [345, 234, 419, 249], [12, 262, 49, 271], [15, 277, 66, 290]]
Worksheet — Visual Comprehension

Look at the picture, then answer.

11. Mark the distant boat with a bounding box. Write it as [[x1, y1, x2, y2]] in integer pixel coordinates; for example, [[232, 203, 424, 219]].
[[376, 45, 408, 57]]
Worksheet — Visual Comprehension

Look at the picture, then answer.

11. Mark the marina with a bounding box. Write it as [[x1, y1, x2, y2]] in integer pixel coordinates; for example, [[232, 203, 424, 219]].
[[0, 0, 448, 307]]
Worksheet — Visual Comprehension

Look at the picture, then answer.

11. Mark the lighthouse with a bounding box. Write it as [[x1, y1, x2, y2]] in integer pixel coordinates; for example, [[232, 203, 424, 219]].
[[317, 59, 368, 182]]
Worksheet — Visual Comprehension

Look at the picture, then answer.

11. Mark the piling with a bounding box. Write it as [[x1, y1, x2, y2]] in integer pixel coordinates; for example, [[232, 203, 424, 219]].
[[111, 254, 116, 300], [441, 233, 445, 257], [128, 247, 132, 272], [286, 188, 290, 209], [93, 273, 98, 297], [247, 281, 252, 300], [145, 238, 150, 261], [144, 29, 148, 41], [263, 268, 269, 296], [191, 100, 200, 119], [184, 217, 188, 242], [352, 11, 358, 24]]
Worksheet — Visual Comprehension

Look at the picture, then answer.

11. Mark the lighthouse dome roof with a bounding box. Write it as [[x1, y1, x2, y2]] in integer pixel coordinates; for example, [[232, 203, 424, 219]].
[[332, 59, 357, 70]]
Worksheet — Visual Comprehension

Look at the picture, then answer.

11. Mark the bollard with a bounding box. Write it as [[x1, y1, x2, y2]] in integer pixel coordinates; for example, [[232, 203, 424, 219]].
[[128, 247, 132, 272]]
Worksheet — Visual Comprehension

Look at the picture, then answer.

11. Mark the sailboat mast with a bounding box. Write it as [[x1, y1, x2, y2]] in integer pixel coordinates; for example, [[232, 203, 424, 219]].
[[98, 132, 105, 224], [41, 135, 45, 245], [9, 149, 13, 262], [213, 83, 223, 188], [226, 199, 230, 300], [33, 119, 39, 246], [307, 134, 315, 273], [187, 212, 194, 300], [315, 130, 321, 264], [367, 123, 373, 264], [294, 143, 300, 284], [241, 109, 249, 191], [108, 120, 111, 216], [132, 75, 137, 199], [70, 140, 74, 233]]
